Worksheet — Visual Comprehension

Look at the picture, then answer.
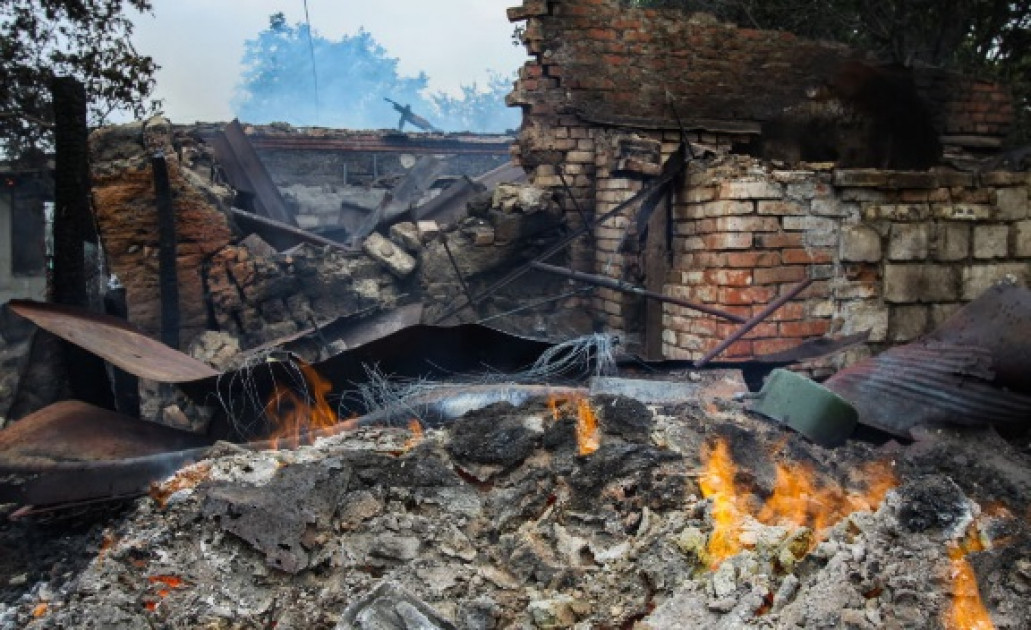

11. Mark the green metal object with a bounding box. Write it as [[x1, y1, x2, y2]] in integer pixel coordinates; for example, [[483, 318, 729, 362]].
[[751, 368, 858, 447]]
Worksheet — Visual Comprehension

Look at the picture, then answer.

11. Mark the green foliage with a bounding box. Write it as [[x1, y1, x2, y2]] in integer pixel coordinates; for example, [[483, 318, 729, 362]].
[[234, 14, 518, 133], [0, 0, 160, 163]]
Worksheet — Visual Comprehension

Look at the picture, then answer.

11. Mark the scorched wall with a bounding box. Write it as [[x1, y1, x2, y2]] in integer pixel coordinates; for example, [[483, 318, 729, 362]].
[[507, 0, 1024, 365]]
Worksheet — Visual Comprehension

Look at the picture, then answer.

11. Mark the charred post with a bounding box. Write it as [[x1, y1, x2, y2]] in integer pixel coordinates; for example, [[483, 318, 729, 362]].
[[152, 153, 181, 349]]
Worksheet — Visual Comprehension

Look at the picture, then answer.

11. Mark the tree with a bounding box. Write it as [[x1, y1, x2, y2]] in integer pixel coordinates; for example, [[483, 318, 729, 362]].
[[234, 14, 518, 133], [0, 0, 160, 164]]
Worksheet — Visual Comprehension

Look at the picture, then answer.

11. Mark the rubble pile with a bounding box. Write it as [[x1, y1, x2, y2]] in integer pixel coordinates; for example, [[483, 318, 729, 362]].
[[2, 391, 1028, 629]]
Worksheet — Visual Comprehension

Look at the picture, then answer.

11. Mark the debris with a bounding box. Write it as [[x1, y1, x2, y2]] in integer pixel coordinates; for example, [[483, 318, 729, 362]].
[[363, 232, 417, 278], [824, 283, 1031, 437], [751, 368, 858, 447]]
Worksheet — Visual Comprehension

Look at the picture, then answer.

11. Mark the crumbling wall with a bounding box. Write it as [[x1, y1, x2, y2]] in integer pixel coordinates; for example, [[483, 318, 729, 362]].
[[90, 118, 233, 346], [507, 0, 1023, 364], [661, 161, 1031, 369]]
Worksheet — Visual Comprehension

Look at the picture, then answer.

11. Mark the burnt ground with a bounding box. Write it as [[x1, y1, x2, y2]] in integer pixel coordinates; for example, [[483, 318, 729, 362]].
[[1, 394, 1030, 629]]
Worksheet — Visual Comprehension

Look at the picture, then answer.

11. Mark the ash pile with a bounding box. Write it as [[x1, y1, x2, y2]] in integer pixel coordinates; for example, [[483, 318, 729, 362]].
[[2, 382, 1030, 629]]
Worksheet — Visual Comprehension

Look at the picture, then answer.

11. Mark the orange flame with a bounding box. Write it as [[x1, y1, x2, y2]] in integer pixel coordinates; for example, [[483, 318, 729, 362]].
[[575, 398, 600, 456], [32, 603, 48, 618], [699, 439, 744, 568], [265, 362, 339, 449], [403, 419, 424, 451], [699, 438, 897, 567], [546, 393, 601, 456], [945, 525, 995, 630], [757, 458, 896, 538]]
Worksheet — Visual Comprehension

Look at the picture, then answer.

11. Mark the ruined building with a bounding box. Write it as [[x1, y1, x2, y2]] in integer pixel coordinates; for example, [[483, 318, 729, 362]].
[[507, 0, 1028, 367]]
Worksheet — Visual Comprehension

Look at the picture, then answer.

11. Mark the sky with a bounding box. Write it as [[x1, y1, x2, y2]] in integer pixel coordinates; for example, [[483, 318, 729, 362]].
[[128, 0, 528, 124]]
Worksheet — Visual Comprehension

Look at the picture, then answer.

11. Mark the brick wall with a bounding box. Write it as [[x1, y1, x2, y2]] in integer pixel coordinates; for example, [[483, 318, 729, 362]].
[[661, 162, 1031, 369], [507, 0, 1023, 365]]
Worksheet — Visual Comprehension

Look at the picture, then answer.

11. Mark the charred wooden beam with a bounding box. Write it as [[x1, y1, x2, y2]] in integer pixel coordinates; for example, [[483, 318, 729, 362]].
[[529, 261, 747, 324], [228, 207, 358, 254], [152, 153, 180, 349]]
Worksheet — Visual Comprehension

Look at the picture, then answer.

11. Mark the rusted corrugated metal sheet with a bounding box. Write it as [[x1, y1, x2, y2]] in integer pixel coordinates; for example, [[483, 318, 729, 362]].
[[0, 401, 211, 506], [824, 283, 1031, 438], [824, 343, 1031, 438], [8, 300, 219, 383]]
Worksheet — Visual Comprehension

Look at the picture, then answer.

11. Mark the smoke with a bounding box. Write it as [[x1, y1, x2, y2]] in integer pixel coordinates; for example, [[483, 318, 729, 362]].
[[233, 16, 520, 133]]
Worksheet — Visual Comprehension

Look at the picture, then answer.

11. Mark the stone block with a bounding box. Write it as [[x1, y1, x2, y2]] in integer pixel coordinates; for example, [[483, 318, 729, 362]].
[[757, 200, 805, 216], [840, 225, 881, 262], [862, 204, 930, 221], [973, 225, 1009, 259], [889, 305, 929, 342], [363, 232, 417, 278], [1015, 221, 1031, 257], [838, 300, 888, 342], [883, 264, 959, 303], [416, 220, 441, 243], [833, 169, 888, 187], [698, 200, 754, 217], [887, 223, 929, 261], [961, 263, 1031, 300], [933, 204, 993, 221], [389, 222, 422, 253], [930, 303, 963, 328], [994, 187, 1029, 220], [718, 180, 783, 200], [934, 224, 970, 261], [811, 198, 855, 217], [782, 216, 839, 232]]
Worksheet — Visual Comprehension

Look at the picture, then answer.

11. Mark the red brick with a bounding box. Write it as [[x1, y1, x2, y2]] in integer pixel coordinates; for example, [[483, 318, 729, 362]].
[[754, 266, 807, 284], [755, 232, 803, 249], [721, 340, 754, 358], [702, 232, 753, 250], [719, 286, 776, 305], [754, 338, 801, 356], [768, 302, 805, 321], [781, 248, 833, 264], [725, 251, 782, 268], [704, 269, 753, 287], [779, 320, 831, 338]]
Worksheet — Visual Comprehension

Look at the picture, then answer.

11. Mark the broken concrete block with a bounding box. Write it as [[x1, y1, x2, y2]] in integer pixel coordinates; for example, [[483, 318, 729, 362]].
[[463, 225, 495, 246], [416, 220, 441, 243], [338, 582, 457, 630], [239, 233, 277, 258], [492, 182, 549, 213], [841, 225, 882, 262], [389, 222, 422, 253], [364, 232, 417, 278]]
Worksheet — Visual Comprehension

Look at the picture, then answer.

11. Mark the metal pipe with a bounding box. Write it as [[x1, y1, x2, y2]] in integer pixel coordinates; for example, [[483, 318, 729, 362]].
[[530, 261, 747, 323], [694, 278, 814, 368]]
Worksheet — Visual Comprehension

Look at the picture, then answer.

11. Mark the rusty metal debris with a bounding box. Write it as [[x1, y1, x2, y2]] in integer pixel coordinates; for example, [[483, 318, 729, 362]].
[[8, 300, 219, 383], [0, 400, 211, 507], [824, 283, 1031, 437]]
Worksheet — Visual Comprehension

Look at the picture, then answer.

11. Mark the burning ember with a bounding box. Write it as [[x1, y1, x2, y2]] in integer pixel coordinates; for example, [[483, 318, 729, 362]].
[[700, 437, 897, 568], [699, 439, 745, 568], [548, 393, 601, 456], [403, 419, 424, 452], [945, 524, 996, 630], [575, 398, 600, 456], [265, 362, 339, 448]]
